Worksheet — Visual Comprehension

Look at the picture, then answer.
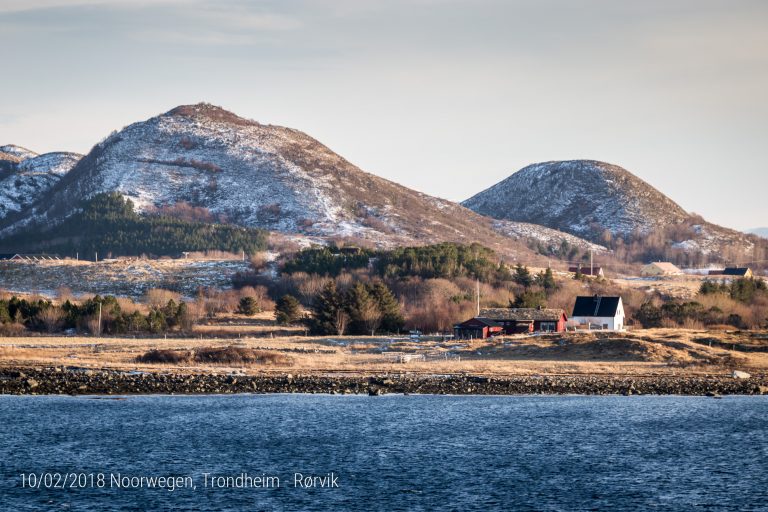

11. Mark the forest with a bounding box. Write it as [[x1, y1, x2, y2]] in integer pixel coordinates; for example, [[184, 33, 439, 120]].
[[0, 192, 268, 258]]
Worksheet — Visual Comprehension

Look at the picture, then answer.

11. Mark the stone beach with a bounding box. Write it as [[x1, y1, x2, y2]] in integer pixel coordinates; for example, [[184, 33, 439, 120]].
[[1, 367, 766, 396]]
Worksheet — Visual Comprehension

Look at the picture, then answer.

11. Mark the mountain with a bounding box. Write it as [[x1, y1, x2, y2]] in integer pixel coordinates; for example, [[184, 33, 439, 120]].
[[0, 144, 38, 161], [0, 145, 82, 221], [748, 228, 768, 239], [462, 160, 760, 258], [0, 104, 600, 259]]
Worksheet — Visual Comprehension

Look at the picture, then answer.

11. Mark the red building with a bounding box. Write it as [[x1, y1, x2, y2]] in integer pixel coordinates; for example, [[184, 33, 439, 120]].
[[453, 317, 504, 340], [454, 308, 568, 339]]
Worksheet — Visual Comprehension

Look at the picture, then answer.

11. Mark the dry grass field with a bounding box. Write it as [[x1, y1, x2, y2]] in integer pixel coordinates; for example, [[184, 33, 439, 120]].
[[1, 328, 766, 378]]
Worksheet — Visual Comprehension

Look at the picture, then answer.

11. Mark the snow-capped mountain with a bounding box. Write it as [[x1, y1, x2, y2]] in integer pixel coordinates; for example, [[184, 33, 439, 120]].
[[0, 146, 82, 220], [0, 144, 39, 161], [462, 160, 758, 256], [0, 104, 598, 258], [463, 160, 689, 236]]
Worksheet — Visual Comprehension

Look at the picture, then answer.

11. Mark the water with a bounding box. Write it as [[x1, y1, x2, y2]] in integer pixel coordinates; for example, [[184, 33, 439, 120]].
[[1, 394, 767, 511]]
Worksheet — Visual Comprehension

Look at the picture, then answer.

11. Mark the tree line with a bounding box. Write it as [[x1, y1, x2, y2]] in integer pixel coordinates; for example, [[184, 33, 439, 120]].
[[281, 242, 512, 283], [0, 295, 191, 335], [0, 192, 268, 258]]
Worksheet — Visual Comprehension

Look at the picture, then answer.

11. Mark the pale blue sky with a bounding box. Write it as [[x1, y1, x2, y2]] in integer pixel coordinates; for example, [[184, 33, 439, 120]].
[[1, 0, 766, 230]]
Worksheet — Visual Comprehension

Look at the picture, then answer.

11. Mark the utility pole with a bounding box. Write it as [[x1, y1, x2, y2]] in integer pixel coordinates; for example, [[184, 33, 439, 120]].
[[76, 252, 78, 261], [97, 301, 102, 337], [95, 251, 98, 263], [476, 279, 480, 316]]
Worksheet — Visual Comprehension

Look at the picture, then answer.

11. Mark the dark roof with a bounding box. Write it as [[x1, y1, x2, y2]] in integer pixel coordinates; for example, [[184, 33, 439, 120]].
[[455, 317, 502, 328], [572, 296, 622, 317], [480, 308, 566, 322], [722, 267, 751, 276]]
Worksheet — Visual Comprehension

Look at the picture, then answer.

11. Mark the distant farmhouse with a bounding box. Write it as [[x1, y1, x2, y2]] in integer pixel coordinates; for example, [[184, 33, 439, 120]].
[[641, 262, 681, 277], [568, 266, 604, 277], [570, 296, 625, 331], [708, 267, 753, 278], [454, 307, 568, 339]]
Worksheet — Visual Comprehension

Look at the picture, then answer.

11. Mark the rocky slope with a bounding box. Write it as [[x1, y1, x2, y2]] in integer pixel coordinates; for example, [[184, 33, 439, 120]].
[[0, 146, 82, 220], [0, 104, 598, 258], [463, 160, 758, 256]]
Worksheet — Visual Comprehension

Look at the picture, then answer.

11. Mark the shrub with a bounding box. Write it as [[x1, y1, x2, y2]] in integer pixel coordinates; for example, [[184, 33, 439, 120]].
[[136, 349, 192, 364], [193, 346, 291, 365]]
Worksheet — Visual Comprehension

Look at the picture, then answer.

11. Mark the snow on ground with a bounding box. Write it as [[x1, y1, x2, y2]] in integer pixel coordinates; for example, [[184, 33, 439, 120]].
[[492, 220, 607, 253]]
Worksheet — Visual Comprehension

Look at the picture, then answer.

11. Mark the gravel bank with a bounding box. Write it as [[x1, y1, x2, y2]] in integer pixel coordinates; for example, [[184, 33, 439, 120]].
[[1, 367, 767, 396]]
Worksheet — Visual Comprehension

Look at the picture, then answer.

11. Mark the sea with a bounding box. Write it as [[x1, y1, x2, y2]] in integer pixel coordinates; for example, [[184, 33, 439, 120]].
[[1, 394, 767, 511]]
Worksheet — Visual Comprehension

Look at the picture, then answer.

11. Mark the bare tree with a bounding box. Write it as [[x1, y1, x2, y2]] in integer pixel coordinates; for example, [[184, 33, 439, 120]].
[[37, 307, 64, 333], [144, 288, 181, 309], [334, 309, 349, 336], [360, 301, 383, 336], [297, 274, 331, 305]]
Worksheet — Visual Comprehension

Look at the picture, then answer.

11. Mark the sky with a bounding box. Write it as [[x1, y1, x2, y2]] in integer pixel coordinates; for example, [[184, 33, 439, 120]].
[[1, 0, 766, 230]]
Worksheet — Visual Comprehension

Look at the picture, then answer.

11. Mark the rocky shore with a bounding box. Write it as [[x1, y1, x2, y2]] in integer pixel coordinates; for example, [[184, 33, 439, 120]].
[[1, 367, 767, 396]]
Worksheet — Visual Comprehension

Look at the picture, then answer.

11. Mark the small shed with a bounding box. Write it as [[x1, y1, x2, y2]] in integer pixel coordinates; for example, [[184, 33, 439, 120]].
[[571, 296, 625, 331], [641, 262, 681, 277], [453, 317, 503, 340], [569, 266, 604, 277]]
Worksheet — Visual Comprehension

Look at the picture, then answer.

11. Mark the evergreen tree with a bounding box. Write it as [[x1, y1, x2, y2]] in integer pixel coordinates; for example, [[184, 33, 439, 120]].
[[345, 283, 381, 335], [275, 295, 302, 325], [311, 281, 345, 335], [513, 264, 533, 288], [636, 302, 662, 328], [238, 296, 260, 315], [369, 281, 404, 333], [147, 309, 167, 333], [510, 290, 546, 309], [535, 267, 557, 292]]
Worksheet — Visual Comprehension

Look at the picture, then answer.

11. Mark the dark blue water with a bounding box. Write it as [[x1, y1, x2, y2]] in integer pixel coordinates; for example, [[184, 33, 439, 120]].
[[1, 395, 767, 511]]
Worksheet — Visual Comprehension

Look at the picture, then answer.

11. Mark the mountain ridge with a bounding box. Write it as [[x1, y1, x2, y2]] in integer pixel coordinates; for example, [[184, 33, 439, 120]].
[[462, 159, 759, 260], [0, 104, 601, 260]]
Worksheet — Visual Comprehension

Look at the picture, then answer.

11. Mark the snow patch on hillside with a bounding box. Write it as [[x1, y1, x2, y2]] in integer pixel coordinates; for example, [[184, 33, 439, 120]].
[[0, 151, 82, 219], [0, 145, 38, 161]]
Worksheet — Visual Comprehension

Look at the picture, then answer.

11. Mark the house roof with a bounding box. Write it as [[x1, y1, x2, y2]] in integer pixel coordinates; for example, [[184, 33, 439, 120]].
[[722, 267, 751, 276], [455, 317, 503, 328], [480, 308, 566, 322], [572, 296, 622, 317], [644, 262, 681, 273]]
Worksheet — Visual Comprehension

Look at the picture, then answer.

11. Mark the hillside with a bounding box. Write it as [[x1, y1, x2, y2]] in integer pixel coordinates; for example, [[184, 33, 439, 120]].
[[0, 145, 82, 220], [0, 104, 598, 261], [1, 192, 268, 258], [463, 160, 761, 261]]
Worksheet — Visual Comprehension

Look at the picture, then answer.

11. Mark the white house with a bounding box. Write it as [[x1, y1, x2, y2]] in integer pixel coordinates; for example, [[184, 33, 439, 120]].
[[570, 295, 625, 331], [641, 262, 681, 277]]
